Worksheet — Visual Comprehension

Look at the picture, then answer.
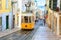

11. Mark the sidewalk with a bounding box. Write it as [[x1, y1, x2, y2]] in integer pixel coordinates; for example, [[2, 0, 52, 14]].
[[31, 25, 59, 40], [0, 27, 20, 38]]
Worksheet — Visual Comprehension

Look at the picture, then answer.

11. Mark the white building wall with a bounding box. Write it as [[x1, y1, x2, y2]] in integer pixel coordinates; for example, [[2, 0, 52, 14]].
[[2, 14, 6, 31], [0, 12, 13, 31], [18, 0, 22, 28], [9, 12, 13, 29]]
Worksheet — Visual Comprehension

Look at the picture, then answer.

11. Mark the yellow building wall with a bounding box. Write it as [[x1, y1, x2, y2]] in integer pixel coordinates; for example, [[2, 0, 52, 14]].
[[0, 0, 11, 13]]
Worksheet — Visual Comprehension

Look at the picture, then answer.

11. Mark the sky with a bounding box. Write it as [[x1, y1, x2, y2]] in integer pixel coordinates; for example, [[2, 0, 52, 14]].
[[20, 0, 46, 12], [35, 0, 46, 11], [35, 0, 46, 6]]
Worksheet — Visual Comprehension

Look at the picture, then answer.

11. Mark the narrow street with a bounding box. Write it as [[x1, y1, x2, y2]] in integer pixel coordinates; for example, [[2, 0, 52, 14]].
[[0, 20, 59, 40], [27, 24, 58, 40], [0, 0, 61, 40]]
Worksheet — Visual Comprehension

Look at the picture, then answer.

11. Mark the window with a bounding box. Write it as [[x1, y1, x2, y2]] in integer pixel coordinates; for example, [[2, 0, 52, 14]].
[[32, 16, 34, 22], [0, 4, 2, 9], [6, 0, 8, 9], [49, 0, 51, 8], [53, 0, 57, 11], [49, 0, 57, 11], [0, 0, 1, 1], [24, 16, 28, 23], [21, 16, 23, 23], [0, 0, 2, 9], [60, 0, 61, 10], [29, 16, 31, 23]]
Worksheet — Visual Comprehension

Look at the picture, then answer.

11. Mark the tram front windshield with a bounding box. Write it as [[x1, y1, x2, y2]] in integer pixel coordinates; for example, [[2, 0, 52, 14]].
[[24, 16, 31, 23], [24, 16, 28, 23]]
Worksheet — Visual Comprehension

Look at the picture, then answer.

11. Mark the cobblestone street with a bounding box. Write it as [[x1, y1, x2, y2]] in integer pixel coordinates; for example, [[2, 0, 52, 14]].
[[0, 20, 60, 40]]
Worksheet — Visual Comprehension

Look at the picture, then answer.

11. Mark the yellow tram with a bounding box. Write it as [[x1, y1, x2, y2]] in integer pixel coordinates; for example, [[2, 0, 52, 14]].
[[21, 13, 35, 29]]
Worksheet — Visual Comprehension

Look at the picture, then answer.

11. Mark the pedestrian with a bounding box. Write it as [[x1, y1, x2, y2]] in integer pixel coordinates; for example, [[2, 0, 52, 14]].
[[44, 15, 46, 25]]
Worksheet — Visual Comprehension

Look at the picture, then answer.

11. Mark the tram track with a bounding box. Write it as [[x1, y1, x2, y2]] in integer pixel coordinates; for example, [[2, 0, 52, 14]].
[[15, 21, 40, 40], [0, 20, 42, 40], [23, 23, 40, 40], [20, 20, 43, 40], [18, 22, 40, 40]]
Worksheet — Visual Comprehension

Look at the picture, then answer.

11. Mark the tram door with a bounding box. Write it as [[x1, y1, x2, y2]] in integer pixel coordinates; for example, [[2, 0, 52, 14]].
[[6, 16, 9, 29]]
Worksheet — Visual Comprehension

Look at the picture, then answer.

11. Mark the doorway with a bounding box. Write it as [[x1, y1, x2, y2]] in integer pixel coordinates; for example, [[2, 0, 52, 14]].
[[12, 15, 15, 28], [6, 16, 9, 29]]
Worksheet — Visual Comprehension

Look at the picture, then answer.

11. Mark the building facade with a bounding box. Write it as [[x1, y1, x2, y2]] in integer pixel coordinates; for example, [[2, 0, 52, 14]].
[[0, 0, 13, 31], [12, 0, 19, 28], [46, 0, 61, 35]]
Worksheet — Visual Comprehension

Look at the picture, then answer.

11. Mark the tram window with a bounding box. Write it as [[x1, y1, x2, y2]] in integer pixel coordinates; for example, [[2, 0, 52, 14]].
[[24, 16, 28, 23], [21, 16, 23, 23], [29, 16, 31, 23]]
